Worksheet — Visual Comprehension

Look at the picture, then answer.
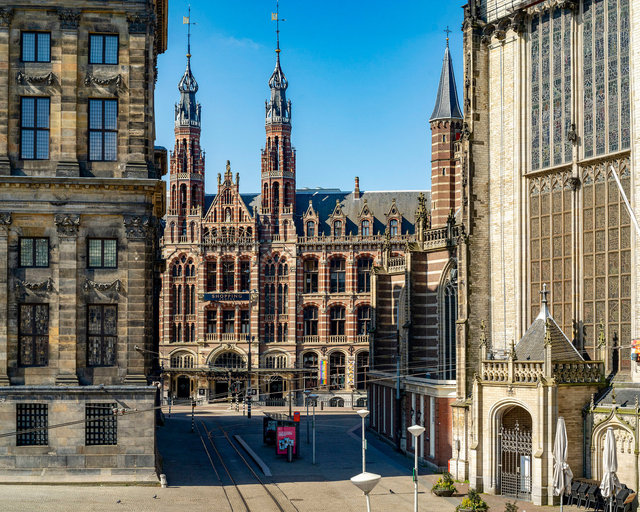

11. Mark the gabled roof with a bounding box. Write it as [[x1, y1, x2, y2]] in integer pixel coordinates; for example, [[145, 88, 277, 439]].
[[430, 45, 463, 122], [514, 290, 583, 362]]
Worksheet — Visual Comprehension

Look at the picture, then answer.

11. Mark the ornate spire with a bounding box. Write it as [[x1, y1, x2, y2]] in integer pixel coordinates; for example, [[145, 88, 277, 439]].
[[266, 0, 291, 125], [175, 7, 201, 127], [430, 35, 463, 122]]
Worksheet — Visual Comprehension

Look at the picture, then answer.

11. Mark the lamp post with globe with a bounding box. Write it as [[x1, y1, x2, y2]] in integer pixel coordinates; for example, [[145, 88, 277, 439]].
[[356, 409, 369, 473], [408, 424, 426, 512]]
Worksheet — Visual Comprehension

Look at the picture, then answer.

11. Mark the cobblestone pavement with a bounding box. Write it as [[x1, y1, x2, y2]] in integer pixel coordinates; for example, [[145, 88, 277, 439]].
[[0, 404, 583, 511]]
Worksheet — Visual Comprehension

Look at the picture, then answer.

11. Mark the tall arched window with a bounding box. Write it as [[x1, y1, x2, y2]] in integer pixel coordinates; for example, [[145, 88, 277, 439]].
[[356, 352, 369, 390], [265, 353, 287, 369], [357, 306, 371, 335], [357, 257, 373, 293], [303, 352, 318, 390], [361, 219, 370, 236], [443, 269, 458, 380], [330, 306, 345, 336], [175, 285, 182, 314], [329, 352, 346, 390], [389, 219, 399, 236], [190, 285, 196, 314], [306, 221, 315, 237], [272, 182, 280, 210], [211, 352, 245, 369], [333, 220, 343, 237], [303, 306, 318, 336], [170, 222, 175, 243], [263, 183, 269, 207], [190, 222, 195, 241]]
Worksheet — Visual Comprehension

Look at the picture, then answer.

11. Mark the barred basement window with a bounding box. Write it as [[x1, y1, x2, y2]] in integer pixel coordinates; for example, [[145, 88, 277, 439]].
[[85, 403, 117, 445], [87, 304, 117, 366], [16, 403, 48, 446]]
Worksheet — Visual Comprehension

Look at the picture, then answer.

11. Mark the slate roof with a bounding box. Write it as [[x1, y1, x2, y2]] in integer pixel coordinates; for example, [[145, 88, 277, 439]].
[[514, 299, 583, 362], [430, 45, 463, 122], [203, 188, 430, 236], [595, 385, 640, 407]]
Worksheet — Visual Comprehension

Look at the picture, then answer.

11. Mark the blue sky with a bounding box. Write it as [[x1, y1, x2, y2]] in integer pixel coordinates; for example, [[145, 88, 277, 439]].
[[155, 1, 465, 195]]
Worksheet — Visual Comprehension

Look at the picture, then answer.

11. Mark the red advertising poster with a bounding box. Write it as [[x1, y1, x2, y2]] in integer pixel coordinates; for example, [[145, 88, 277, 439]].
[[293, 411, 300, 422], [276, 426, 296, 455]]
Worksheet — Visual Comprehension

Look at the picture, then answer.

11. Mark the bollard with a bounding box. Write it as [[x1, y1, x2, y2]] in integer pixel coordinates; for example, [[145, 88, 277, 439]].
[[160, 474, 167, 488], [287, 444, 293, 463], [320, 401, 324, 411]]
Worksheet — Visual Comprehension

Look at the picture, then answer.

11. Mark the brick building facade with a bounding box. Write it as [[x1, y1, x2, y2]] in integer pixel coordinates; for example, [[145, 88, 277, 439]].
[[368, 40, 462, 470], [0, 0, 167, 482], [159, 41, 427, 406]]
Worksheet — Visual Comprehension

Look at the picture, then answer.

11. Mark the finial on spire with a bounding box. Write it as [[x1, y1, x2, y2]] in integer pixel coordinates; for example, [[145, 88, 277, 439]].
[[183, 6, 196, 59], [272, 0, 286, 54], [540, 283, 549, 305], [444, 26, 452, 47]]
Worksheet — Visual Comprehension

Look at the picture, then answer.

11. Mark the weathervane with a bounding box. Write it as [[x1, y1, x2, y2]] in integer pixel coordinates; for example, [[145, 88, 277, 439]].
[[183, 5, 197, 59], [272, 0, 286, 53]]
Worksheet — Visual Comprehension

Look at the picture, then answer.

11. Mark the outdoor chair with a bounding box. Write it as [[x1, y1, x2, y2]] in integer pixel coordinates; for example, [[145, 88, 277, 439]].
[[585, 484, 603, 511], [614, 488, 633, 512], [568, 481, 581, 507], [578, 482, 591, 508]]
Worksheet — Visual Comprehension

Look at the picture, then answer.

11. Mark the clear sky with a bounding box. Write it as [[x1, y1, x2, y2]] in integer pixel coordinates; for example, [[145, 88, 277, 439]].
[[155, 0, 465, 195]]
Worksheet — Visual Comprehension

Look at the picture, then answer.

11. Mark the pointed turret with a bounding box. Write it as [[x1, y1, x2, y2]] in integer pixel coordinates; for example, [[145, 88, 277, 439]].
[[266, 50, 291, 124], [175, 12, 201, 128], [430, 41, 463, 122]]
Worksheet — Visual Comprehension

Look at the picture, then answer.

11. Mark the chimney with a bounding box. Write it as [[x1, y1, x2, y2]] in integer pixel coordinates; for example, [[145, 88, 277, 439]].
[[354, 176, 360, 199]]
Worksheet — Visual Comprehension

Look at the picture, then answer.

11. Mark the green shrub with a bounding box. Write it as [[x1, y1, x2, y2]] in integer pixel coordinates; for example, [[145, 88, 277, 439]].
[[456, 488, 489, 511], [504, 501, 518, 512], [432, 472, 457, 492]]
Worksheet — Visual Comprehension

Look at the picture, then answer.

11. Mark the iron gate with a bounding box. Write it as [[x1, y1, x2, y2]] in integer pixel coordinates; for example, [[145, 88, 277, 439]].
[[498, 422, 532, 500]]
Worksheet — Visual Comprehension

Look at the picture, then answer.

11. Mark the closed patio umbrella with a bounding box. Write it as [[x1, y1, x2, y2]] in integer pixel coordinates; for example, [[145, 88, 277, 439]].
[[553, 417, 573, 512], [600, 427, 622, 512]]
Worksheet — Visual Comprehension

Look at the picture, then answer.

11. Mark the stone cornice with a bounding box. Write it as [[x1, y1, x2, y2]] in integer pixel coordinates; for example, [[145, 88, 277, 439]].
[[0, 176, 162, 192]]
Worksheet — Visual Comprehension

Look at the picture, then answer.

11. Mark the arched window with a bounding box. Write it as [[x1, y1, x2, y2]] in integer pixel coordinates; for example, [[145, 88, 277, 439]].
[[330, 258, 346, 293], [389, 219, 399, 236], [190, 285, 196, 314], [185, 285, 190, 315], [303, 306, 318, 336], [361, 219, 370, 236], [263, 183, 269, 207], [277, 323, 283, 342], [356, 352, 369, 390], [190, 324, 195, 343], [330, 306, 345, 336], [222, 259, 234, 291], [329, 352, 346, 390], [277, 284, 284, 314], [190, 222, 195, 241], [306, 221, 315, 237], [443, 269, 458, 380], [180, 184, 187, 210], [357, 306, 371, 335], [211, 352, 246, 369], [185, 323, 190, 342], [170, 222, 175, 243], [272, 182, 280, 210], [171, 185, 176, 211], [265, 322, 274, 342], [304, 259, 318, 293], [170, 352, 194, 369], [265, 353, 287, 369], [333, 220, 343, 237], [357, 257, 373, 293], [303, 352, 318, 390], [175, 285, 182, 314], [176, 323, 182, 343], [284, 183, 291, 207]]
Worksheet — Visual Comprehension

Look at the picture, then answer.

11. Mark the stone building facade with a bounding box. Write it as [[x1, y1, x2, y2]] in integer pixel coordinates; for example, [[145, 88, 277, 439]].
[[0, 0, 167, 482], [454, 0, 639, 505], [368, 41, 462, 470], [159, 43, 427, 406]]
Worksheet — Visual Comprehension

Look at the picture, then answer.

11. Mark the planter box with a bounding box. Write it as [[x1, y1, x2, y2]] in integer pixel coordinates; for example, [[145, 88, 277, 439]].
[[432, 488, 455, 497]]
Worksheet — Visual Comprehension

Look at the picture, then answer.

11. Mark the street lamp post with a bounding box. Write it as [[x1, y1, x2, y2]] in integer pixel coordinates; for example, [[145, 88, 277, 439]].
[[357, 409, 369, 473], [309, 393, 319, 464], [408, 425, 426, 512], [304, 389, 311, 444], [247, 289, 258, 420], [350, 472, 381, 512]]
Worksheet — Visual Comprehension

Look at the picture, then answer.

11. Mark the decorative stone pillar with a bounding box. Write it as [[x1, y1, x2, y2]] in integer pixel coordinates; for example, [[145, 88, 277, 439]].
[[123, 215, 153, 384], [56, 9, 81, 177], [0, 9, 13, 175], [0, 213, 11, 384], [54, 214, 80, 385]]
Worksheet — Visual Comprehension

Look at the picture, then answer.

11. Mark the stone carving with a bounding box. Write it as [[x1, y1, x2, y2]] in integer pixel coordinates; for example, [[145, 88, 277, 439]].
[[567, 123, 578, 143], [84, 73, 124, 89], [461, 122, 472, 141], [16, 71, 56, 86], [568, 176, 581, 191], [83, 279, 123, 293], [0, 213, 11, 225], [15, 277, 54, 293], [54, 214, 80, 238], [127, 13, 155, 33], [0, 8, 14, 27], [481, 24, 495, 45], [528, 0, 578, 15], [123, 215, 154, 240], [57, 8, 80, 29], [510, 12, 526, 35]]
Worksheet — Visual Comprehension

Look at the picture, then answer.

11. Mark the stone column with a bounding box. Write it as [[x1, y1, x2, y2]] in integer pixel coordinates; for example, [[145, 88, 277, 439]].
[[54, 214, 80, 385], [56, 9, 80, 177], [0, 213, 11, 384], [123, 215, 153, 384], [0, 9, 12, 175]]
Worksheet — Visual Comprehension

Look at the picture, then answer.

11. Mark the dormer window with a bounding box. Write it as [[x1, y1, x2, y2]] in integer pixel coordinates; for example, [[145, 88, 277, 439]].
[[306, 221, 315, 237], [333, 220, 343, 237], [389, 219, 399, 236], [361, 220, 370, 237]]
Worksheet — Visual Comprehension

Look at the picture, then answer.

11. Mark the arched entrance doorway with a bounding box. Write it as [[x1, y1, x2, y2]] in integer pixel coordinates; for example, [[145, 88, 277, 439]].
[[498, 405, 532, 501], [268, 376, 284, 400], [176, 375, 191, 399]]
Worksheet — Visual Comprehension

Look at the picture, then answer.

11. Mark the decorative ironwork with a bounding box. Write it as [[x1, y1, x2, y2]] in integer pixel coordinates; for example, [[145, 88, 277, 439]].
[[85, 403, 117, 446], [54, 214, 80, 238], [499, 423, 532, 501], [16, 71, 55, 86], [84, 73, 123, 89], [57, 8, 80, 29], [17, 404, 48, 446]]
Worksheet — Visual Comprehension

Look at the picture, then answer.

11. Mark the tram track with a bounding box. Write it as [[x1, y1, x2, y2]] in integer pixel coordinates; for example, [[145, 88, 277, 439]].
[[197, 419, 298, 512]]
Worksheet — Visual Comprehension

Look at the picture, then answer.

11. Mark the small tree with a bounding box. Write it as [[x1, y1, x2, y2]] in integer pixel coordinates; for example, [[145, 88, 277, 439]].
[[504, 501, 518, 512]]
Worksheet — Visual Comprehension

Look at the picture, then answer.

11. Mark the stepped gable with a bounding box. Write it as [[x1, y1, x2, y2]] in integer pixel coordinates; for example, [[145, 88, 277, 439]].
[[515, 286, 583, 362]]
